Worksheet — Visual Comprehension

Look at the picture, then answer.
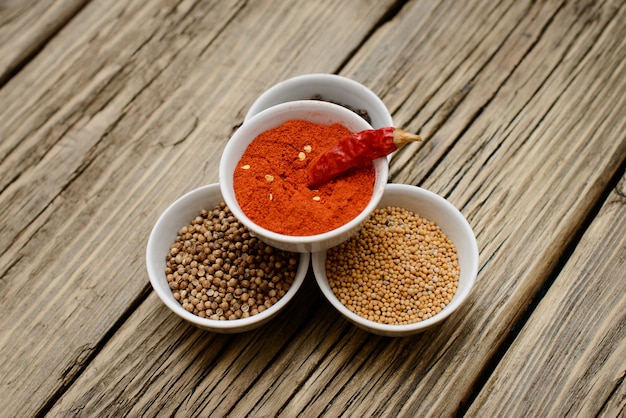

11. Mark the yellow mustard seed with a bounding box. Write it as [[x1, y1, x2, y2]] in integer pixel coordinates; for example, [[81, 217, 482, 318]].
[[298, 152, 306, 161], [325, 206, 460, 325]]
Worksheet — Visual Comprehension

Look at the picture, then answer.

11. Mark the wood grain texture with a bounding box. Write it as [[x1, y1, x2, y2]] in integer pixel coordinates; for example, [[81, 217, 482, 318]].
[[49, 278, 355, 416], [0, 0, 89, 84], [48, 0, 626, 416], [0, 0, 624, 416], [467, 170, 626, 417]]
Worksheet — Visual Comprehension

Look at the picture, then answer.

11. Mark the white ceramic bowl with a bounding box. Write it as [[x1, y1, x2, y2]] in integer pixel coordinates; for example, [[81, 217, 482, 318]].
[[146, 183, 310, 333], [312, 183, 479, 337], [245, 73, 393, 129], [220, 100, 389, 253]]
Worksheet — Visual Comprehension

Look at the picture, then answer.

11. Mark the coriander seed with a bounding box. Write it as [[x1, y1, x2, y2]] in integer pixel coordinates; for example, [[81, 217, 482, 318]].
[[165, 202, 299, 321]]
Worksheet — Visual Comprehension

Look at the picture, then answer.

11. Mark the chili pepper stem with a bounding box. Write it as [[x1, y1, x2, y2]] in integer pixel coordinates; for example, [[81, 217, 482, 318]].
[[393, 129, 422, 148]]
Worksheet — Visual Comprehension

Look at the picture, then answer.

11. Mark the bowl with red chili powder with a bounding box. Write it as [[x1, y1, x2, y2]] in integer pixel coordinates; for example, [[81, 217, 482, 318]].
[[311, 183, 479, 337], [146, 183, 310, 333], [245, 73, 394, 129], [220, 100, 389, 253]]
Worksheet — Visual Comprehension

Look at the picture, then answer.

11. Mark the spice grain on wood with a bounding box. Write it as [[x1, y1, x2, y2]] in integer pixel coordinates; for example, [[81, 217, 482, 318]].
[[326, 206, 460, 325], [165, 202, 299, 320]]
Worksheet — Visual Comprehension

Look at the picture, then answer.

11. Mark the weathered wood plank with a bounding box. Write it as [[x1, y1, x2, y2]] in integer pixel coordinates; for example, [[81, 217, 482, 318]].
[[467, 170, 626, 417], [0, 0, 89, 84], [50, 278, 355, 416], [2, 0, 625, 417], [41, 0, 625, 417], [0, 0, 243, 253], [0, 0, 396, 416]]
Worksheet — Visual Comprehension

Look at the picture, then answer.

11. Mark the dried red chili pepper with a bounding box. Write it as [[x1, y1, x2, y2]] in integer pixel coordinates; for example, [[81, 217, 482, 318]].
[[307, 127, 421, 188]]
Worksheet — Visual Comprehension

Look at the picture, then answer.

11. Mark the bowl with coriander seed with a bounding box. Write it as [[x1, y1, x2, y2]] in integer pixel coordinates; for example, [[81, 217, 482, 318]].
[[312, 183, 478, 337], [146, 183, 310, 333]]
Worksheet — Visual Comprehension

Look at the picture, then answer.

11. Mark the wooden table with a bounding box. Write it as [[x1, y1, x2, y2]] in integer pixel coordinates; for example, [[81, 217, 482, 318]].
[[1, 0, 624, 416]]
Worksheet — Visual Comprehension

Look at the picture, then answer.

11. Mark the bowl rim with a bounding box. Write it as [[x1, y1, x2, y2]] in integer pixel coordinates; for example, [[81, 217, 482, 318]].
[[146, 183, 310, 331], [245, 73, 394, 128], [311, 183, 479, 334], [220, 100, 388, 247]]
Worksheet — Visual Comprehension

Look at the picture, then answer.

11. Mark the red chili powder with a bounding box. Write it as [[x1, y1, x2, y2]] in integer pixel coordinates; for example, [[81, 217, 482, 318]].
[[233, 120, 375, 236]]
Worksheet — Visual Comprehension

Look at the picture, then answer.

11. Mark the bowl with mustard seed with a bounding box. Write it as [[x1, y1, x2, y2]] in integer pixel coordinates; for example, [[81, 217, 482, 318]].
[[312, 183, 479, 337], [220, 100, 389, 253], [146, 183, 309, 333]]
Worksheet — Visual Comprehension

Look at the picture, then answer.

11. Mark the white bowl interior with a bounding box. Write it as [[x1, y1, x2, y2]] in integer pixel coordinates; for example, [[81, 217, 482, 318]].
[[245, 73, 393, 129], [146, 183, 310, 333], [220, 100, 388, 253], [312, 183, 479, 337]]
